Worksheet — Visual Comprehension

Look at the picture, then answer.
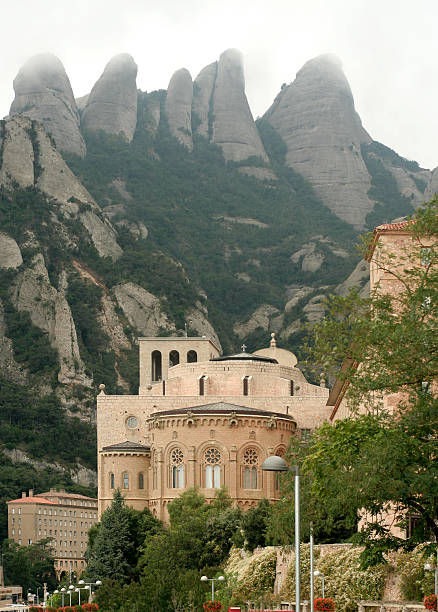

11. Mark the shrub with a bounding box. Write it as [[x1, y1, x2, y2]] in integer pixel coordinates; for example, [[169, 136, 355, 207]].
[[203, 601, 223, 611], [424, 595, 437, 610], [315, 598, 335, 611]]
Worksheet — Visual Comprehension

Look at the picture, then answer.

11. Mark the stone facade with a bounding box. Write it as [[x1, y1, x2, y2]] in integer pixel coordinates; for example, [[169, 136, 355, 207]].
[[97, 334, 330, 521]]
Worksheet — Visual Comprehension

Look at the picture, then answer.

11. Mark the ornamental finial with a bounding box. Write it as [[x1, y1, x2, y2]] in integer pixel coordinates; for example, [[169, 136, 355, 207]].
[[270, 332, 277, 348]]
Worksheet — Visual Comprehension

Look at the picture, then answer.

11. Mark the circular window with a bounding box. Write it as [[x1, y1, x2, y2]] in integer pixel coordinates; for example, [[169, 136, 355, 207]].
[[243, 448, 258, 465], [171, 448, 184, 465], [204, 448, 221, 465], [126, 416, 138, 428]]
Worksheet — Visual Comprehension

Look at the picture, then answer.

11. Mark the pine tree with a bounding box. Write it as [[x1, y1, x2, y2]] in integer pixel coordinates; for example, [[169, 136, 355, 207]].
[[85, 490, 133, 582]]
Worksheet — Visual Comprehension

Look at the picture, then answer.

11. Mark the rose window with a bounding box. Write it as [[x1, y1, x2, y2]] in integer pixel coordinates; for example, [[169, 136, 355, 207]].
[[171, 448, 184, 465], [204, 448, 221, 465], [243, 448, 258, 465]]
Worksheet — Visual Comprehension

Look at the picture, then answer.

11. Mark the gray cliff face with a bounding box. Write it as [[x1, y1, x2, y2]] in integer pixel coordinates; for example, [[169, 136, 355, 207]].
[[264, 54, 373, 228], [210, 49, 268, 163], [9, 53, 86, 157], [165, 68, 194, 150], [425, 166, 438, 200], [81, 54, 138, 141], [192, 62, 217, 137]]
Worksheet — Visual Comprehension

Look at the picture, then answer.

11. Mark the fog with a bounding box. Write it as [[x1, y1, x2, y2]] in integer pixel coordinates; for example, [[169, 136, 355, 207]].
[[1, 0, 438, 168]]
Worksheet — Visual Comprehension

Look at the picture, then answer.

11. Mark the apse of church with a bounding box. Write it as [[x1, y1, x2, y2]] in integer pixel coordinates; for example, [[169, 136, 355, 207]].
[[97, 334, 331, 521]]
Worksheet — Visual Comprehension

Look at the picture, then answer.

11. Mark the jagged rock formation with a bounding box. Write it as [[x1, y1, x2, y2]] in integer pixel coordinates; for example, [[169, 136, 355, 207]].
[[336, 260, 369, 297], [0, 300, 25, 382], [0, 233, 22, 269], [81, 54, 138, 141], [192, 62, 217, 137], [425, 166, 438, 200], [0, 116, 122, 261], [11, 255, 92, 386], [234, 304, 280, 338], [264, 54, 373, 228], [165, 69, 194, 150], [114, 282, 176, 336], [9, 53, 86, 156]]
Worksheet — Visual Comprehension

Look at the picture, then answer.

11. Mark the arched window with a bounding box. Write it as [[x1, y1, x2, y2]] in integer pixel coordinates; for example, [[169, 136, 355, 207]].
[[110, 473, 115, 489], [199, 375, 208, 396], [123, 473, 129, 489], [243, 376, 250, 396], [187, 350, 197, 363], [171, 448, 184, 488], [169, 350, 180, 367], [153, 454, 158, 490], [243, 448, 258, 489], [138, 473, 144, 489], [151, 350, 162, 381], [204, 448, 221, 488]]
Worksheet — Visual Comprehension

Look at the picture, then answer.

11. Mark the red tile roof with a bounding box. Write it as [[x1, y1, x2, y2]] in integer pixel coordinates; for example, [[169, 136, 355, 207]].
[[39, 491, 97, 501], [375, 220, 412, 231], [7, 497, 56, 505]]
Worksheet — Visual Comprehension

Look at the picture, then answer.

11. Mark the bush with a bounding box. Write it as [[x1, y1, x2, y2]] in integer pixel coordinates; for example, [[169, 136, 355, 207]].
[[315, 598, 335, 611], [424, 595, 437, 611]]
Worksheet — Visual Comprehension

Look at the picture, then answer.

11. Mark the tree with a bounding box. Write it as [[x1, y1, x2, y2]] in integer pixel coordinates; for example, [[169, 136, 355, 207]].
[[298, 197, 438, 564], [2, 538, 56, 594], [241, 498, 271, 552], [85, 489, 133, 582]]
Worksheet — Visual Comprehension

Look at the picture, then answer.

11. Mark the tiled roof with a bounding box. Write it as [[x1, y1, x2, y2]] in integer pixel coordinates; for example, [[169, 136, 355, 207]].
[[8, 497, 56, 505], [151, 401, 294, 420], [375, 220, 411, 231], [39, 491, 97, 501], [101, 440, 150, 452]]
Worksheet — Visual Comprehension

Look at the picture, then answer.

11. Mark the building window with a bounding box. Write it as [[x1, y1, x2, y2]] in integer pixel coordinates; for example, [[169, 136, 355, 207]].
[[123, 473, 129, 489], [126, 416, 138, 428], [138, 473, 144, 490], [204, 448, 221, 488], [243, 448, 258, 489], [187, 350, 197, 363], [199, 375, 208, 396], [110, 473, 115, 489], [243, 376, 250, 396], [290, 380, 294, 396], [171, 448, 184, 488], [169, 350, 180, 367], [151, 350, 162, 381]]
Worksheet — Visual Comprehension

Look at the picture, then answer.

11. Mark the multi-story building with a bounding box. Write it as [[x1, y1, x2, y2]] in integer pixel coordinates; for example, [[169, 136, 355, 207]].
[[7, 489, 98, 579], [97, 333, 331, 521]]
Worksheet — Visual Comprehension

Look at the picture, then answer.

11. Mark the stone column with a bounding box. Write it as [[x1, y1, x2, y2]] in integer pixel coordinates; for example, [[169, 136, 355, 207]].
[[188, 446, 196, 488]]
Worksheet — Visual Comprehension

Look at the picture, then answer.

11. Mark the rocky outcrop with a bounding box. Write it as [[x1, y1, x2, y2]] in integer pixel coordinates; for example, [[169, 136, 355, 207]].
[[425, 166, 438, 200], [234, 304, 279, 338], [185, 302, 221, 349], [291, 242, 324, 273], [335, 260, 370, 297], [0, 233, 22, 269], [264, 54, 373, 228], [165, 69, 193, 150], [0, 116, 122, 262], [11, 255, 92, 386], [9, 53, 85, 156], [192, 62, 217, 137], [211, 49, 268, 163], [303, 294, 326, 323], [0, 299, 26, 382], [81, 54, 138, 141], [114, 282, 175, 336], [2, 448, 97, 488]]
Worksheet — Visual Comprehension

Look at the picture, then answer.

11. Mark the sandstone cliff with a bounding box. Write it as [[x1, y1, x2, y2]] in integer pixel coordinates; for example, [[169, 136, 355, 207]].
[[264, 54, 373, 228], [81, 54, 138, 141], [192, 62, 217, 137], [9, 53, 86, 157], [165, 68, 194, 150]]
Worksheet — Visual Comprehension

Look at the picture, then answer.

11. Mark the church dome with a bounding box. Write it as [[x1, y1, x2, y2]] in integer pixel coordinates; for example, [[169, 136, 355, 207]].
[[253, 333, 298, 367]]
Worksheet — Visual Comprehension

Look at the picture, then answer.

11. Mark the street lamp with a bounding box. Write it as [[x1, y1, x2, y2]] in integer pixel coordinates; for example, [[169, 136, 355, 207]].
[[78, 579, 102, 603], [200, 575, 225, 600], [68, 584, 74, 606], [314, 570, 325, 598], [60, 587, 66, 607], [262, 456, 300, 612]]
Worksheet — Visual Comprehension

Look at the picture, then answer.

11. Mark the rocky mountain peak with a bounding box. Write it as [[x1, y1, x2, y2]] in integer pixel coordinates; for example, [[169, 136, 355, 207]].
[[264, 53, 373, 228], [81, 53, 138, 142], [9, 53, 86, 157], [165, 68, 194, 150]]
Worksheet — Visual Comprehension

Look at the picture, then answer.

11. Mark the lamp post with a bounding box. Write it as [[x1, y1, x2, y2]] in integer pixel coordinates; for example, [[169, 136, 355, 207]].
[[424, 550, 438, 596], [200, 575, 225, 600], [78, 579, 102, 603], [262, 456, 300, 612], [310, 522, 314, 612], [68, 584, 74, 606], [60, 587, 66, 607], [314, 570, 325, 598]]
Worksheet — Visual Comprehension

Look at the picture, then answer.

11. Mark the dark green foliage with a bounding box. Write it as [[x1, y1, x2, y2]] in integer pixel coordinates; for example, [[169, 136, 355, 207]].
[[85, 490, 133, 582], [361, 143, 415, 228], [365, 140, 422, 173], [0, 376, 96, 468], [241, 498, 271, 551], [26, 121, 42, 182], [410, 173, 427, 194], [256, 118, 287, 165], [2, 538, 57, 594]]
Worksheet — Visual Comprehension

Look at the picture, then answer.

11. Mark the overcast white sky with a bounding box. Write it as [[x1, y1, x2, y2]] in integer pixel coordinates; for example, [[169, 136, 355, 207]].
[[2, 0, 438, 168]]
